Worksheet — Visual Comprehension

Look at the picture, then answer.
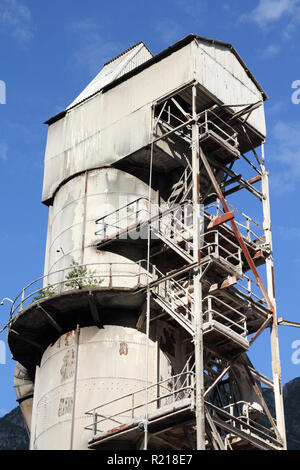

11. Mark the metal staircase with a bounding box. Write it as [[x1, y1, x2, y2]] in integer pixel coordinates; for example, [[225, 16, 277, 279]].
[[89, 85, 286, 450]]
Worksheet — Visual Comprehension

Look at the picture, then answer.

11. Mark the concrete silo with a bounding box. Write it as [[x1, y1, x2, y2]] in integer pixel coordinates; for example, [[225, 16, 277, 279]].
[[6, 35, 286, 450]]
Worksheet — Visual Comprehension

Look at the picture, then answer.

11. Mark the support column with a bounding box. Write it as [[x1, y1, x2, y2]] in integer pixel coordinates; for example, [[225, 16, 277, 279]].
[[192, 85, 205, 450], [261, 142, 287, 449]]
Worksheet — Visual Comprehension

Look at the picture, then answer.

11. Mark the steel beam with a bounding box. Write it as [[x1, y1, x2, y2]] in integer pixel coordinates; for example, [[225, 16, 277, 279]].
[[261, 143, 287, 449], [192, 85, 206, 450]]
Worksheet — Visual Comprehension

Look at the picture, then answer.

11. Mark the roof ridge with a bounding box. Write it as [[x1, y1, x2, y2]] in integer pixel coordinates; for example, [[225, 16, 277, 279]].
[[103, 41, 152, 67]]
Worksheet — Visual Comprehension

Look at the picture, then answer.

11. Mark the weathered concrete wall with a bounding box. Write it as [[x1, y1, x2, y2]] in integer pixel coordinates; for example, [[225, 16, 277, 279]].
[[30, 324, 186, 450], [44, 167, 158, 286]]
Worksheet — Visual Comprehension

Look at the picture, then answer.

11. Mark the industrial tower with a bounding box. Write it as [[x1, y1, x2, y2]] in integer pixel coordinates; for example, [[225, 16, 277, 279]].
[[4, 35, 286, 450]]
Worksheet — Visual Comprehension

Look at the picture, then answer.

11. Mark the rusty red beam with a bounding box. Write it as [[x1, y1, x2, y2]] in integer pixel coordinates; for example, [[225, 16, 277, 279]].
[[199, 147, 275, 315], [209, 275, 237, 294], [223, 175, 262, 198], [248, 175, 262, 185], [207, 211, 235, 229]]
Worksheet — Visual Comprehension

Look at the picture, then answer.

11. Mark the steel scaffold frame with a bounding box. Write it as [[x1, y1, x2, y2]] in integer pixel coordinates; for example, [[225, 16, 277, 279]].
[[144, 82, 286, 450], [85, 81, 286, 451]]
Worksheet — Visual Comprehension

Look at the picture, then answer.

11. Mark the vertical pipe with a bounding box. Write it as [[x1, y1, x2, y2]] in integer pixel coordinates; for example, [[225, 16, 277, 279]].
[[93, 410, 97, 436], [81, 171, 88, 265], [70, 324, 80, 450], [192, 85, 206, 450], [144, 107, 155, 450], [261, 142, 287, 449]]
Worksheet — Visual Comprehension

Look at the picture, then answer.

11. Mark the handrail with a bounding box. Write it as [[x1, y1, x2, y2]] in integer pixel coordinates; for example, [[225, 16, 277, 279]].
[[86, 371, 194, 415], [203, 294, 247, 336], [5, 260, 149, 329], [197, 109, 238, 147], [95, 197, 149, 224], [204, 201, 263, 243], [222, 400, 278, 440], [206, 401, 279, 445], [84, 371, 195, 435]]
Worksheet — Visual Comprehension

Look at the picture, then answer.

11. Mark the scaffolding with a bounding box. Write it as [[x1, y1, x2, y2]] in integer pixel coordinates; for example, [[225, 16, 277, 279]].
[[84, 82, 286, 450]]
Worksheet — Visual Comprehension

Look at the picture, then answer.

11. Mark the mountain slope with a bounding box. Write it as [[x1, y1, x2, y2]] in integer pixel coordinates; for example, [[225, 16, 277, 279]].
[[0, 406, 29, 450]]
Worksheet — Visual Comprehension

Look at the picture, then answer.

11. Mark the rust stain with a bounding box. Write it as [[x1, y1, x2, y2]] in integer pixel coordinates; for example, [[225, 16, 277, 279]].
[[60, 348, 75, 382], [64, 331, 75, 347], [119, 342, 128, 355], [108, 424, 127, 434], [58, 397, 73, 417], [57, 330, 75, 349]]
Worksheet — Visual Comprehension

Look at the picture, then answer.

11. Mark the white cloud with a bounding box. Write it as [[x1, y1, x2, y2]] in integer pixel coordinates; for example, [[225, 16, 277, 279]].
[[66, 19, 121, 76], [243, 0, 298, 27], [269, 120, 300, 193], [0, 141, 8, 161], [0, 0, 33, 43], [262, 44, 281, 58]]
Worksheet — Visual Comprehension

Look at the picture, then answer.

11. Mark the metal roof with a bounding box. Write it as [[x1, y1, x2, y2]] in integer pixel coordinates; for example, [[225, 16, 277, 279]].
[[45, 34, 267, 125], [67, 41, 153, 109]]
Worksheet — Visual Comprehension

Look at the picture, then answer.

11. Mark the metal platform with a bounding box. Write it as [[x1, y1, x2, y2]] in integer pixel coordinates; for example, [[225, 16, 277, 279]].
[[88, 398, 194, 450]]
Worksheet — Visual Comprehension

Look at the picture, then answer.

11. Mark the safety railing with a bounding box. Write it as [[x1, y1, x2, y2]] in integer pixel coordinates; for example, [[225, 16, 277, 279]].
[[197, 108, 238, 149], [151, 265, 194, 328], [222, 400, 278, 443], [235, 273, 267, 305], [94, 197, 262, 261], [167, 167, 192, 207], [152, 204, 195, 261], [7, 260, 149, 323], [202, 229, 243, 271], [204, 200, 264, 245], [203, 295, 248, 337], [85, 370, 195, 437], [95, 197, 152, 240]]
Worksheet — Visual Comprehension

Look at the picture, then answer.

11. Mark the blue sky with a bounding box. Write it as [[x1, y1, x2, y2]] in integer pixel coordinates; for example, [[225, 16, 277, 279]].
[[1, 0, 300, 415]]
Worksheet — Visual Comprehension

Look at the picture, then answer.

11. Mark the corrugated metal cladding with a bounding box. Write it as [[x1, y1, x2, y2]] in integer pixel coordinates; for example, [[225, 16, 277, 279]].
[[195, 39, 266, 137], [42, 37, 265, 204], [68, 42, 152, 109], [30, 324, 186, 450]]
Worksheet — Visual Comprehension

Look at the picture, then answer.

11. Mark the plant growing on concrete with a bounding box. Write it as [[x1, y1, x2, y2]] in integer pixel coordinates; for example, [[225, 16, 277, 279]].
[[33, 285, 56, 301], [65, 260, 103, 289]]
